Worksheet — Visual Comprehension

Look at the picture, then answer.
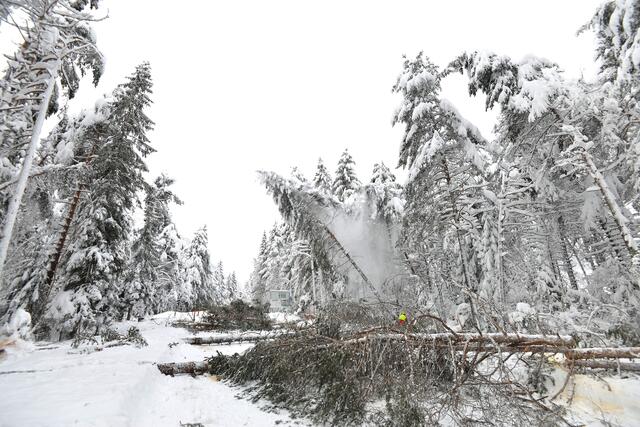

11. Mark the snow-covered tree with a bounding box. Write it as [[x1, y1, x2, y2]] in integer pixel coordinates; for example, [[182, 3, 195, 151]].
[[332, 149, 361, 202], [45, 63, 155, 338], [0, 0, 104, 279], [313, 158, 332, 194], [155, 223, 185, 311], [365, 162, 404, 224], [224, 272, 238, 302], [126, 174, 182, 318], [249, 233, 269, 304], [182, 226, 214, 309], [392, 53, 487, 316], [212, 261, 226, 303]]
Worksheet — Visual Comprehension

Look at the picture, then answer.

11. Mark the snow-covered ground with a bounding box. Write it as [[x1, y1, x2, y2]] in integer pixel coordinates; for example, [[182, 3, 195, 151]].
[[1, 312, 639, 426], [550, 367, 640, 426], [0, 313, 302, 427]]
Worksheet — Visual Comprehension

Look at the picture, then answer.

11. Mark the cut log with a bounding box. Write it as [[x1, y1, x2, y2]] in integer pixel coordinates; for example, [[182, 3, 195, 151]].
[[157, 361, 209, 376], [569, 360, 640, 372]]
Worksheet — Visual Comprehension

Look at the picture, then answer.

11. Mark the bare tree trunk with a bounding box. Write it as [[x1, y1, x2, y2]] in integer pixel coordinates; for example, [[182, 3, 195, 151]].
[[322, 225, 380, 301], [565, 347, 640, 360], [569, 238, 591, 288]]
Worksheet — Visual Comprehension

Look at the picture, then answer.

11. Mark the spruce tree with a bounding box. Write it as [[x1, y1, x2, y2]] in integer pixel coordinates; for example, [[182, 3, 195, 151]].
[[332, 149, 361, 202], [156, 223, 185, 311], [313, 158, 332, 194], [47, 63, 155, 338], [225, 272, 238, 302], [182, 226, 214, 309], [367, 162, 404, 223], [126, 174, 182, 318], [249, 233, 269, 304], [213, 261, 226, 304]]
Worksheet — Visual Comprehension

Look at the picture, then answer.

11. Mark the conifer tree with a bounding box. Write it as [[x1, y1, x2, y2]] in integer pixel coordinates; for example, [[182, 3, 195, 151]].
[[366, 162, 404, 223], [46, 63, 155, 338], [249, 233, 269, 304], [332, 149, 361, 202], [182, 226, 214, 309], [313, 158, 332, 194], [156, 223, 184, 311], [393, 53, 487, 318], [213, 261, 226, 303], [225, 272, 238, 302], [0, 0, 104, 282], [126, 175, 182, 318]]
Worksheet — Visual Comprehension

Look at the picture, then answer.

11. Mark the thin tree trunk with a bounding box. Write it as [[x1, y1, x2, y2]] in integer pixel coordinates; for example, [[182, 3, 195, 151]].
[[569, 238, 591, 288], [0, 63, 58, 284], [557, 216, 578, 290], [544, 220, 564, 302]]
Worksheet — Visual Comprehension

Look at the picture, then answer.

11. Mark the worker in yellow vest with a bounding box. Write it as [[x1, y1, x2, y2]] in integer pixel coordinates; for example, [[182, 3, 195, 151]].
[[398, 311, 407, 326]]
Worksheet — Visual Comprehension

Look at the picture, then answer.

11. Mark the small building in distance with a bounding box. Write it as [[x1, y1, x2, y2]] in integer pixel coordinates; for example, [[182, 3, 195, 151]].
[[269, 289, 293, 312]]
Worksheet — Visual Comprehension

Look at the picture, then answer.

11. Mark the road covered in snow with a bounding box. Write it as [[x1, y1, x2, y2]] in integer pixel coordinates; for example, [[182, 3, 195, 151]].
[[0, 312, 304, 427]]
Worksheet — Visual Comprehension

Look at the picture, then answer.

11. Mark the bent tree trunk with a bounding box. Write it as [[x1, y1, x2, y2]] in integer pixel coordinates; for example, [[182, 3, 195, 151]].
[[0, 63, 58, 284], [31, 186, 83, 323], [32, 139, 99, 324]]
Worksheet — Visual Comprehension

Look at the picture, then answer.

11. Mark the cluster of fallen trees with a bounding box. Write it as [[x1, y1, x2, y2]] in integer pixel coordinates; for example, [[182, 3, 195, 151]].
[[158, 322, 639, 425]]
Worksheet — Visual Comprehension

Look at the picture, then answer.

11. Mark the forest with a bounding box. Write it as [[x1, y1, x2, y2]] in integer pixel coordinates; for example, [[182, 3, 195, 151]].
[[0, 0, 639, 426], [0, 1, 238, 340]]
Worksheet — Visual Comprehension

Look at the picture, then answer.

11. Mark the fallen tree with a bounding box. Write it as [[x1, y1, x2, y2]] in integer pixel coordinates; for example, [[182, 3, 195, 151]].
[[158, 325, 640, 425], [183, 330, 294, 346]]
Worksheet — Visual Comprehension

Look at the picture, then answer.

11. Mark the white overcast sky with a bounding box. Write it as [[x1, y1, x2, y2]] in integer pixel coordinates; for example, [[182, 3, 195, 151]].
[[2, 0, 604, 282]]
